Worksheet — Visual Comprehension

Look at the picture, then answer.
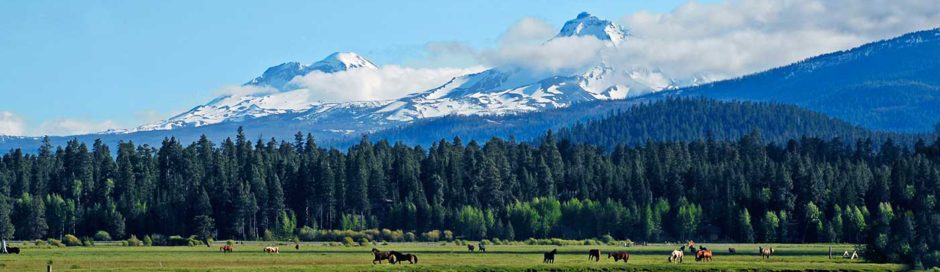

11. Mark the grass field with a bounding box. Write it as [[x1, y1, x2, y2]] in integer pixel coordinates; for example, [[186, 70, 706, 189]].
[[0, 242, 906, 271]]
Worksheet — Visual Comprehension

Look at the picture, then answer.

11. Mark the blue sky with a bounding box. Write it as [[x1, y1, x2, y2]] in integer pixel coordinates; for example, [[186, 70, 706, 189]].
[[0, 0, 698, 135], [2, 0, 937, 136]]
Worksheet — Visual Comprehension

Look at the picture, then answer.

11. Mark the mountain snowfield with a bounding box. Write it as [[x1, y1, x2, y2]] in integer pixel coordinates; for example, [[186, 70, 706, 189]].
[[126, 13, 688, 135]]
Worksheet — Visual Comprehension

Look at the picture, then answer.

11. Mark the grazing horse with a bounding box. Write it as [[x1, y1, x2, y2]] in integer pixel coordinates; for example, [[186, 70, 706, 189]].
[[478, 242, 486, 253], [588, 249, 601, 262], [669, 249, 684, 263], [6, 247, 19, 254], [372, 248, 393, 264], [696, 249, 713, 262], [608, 251, 630, 263], [220, 245, 233, 253], [389, 251, 418, 264], [467, 244, 475, 252], [728, 248, 737, 254], [759, 247, 774, 259], [543, 249, 557, 263], [263, 247, 279, 254]]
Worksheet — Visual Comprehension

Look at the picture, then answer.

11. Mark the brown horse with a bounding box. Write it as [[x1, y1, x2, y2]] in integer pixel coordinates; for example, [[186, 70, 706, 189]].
[[389, 251, 418, 264], [608, 251, 630, 263], [728, 248, 736, 254], [588, 249, 601, 262], [696, 249, 713, 262], [6, 247, 19, 254], [372, 248, 393, 264], [468, 244, 475, 252], [543, 249, 557, 263], [220, 245, 233, 253], [759, 247, 774, 259]]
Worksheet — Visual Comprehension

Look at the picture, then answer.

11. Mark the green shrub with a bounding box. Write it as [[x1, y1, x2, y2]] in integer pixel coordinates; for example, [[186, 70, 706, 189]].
[[143, 235, 153, 246], [82, 239, 94, 247], [422, 230, 441, 242], [342, 237, 355, 247], [600, 234, 615, 244], [226, 240, 235, 246], [357, 237, 369, 246], [262, 229, 274, 241], [127, 235, 143, 246], [298, 226, 317, 241], [481, 239, 492, 245], [404, 232, 416, 242], [167, 235, 201, 246], [63, 234, 82, 246], [48, 239, 65, 247], [94, 230, 112, 241], [443, 230, 454, 241], [34, 239, 47, 247]]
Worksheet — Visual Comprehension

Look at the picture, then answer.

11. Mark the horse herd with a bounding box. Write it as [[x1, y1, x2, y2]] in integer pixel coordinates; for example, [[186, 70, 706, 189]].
[[370, 243, 776, 265]]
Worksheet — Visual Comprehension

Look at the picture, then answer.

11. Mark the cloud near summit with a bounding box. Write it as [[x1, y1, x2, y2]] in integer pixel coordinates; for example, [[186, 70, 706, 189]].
[[426, 0, 940, 82]]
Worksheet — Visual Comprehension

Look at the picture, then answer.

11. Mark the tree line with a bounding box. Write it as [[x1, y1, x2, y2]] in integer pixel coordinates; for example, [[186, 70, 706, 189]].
[[0, 128, 937, 266]]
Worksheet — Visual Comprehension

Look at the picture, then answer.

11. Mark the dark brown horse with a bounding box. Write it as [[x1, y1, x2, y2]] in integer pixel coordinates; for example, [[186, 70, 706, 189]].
[[608, 251, 630, 263], [588, 249, 601, 261], [6, 247, 19, 254], [389, 251, 418, 264], [220, 245, 233, 253], [468, 244, 475, 252], [372, 248, 393, 264], [543, 249, 557, 263], [728, 248, 736, 254]]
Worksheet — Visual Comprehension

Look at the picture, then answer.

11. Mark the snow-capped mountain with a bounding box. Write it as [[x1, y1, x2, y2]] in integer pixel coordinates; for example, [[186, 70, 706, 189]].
[[556, 12, 627, 44], [246, 52, 377, 91], [129, 13, 686, 135], [129, 52, 381, 132]]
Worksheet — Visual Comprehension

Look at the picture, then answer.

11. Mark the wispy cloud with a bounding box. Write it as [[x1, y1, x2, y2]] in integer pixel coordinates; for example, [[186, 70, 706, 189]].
[[0, 111, 26, 136], [37, 118, 121, 136], [610, 0, 940, 80], [290, 65, 484, 103], [419, 0, 940, 83]]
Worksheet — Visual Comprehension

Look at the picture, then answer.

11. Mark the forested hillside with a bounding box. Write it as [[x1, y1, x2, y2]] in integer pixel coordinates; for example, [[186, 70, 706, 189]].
[[669, 28, 940, 132], [556, 99, 924, 149], [0, 128, 938, 265]]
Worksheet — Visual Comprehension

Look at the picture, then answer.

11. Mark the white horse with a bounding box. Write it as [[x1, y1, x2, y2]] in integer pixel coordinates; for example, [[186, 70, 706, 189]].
[[669, 249, 684, 263], [264, 246, 279, 254]]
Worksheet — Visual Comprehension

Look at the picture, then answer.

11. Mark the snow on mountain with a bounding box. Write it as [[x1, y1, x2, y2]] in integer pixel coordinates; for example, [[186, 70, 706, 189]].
[[556, 12, 627, 44], [246, 52, 377, 91], [128, 13, 688, 135], [128, 52, 379, 132]]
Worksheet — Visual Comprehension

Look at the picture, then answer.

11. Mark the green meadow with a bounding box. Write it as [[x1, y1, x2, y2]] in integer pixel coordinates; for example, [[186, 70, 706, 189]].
[[0, 242, 905, 271]]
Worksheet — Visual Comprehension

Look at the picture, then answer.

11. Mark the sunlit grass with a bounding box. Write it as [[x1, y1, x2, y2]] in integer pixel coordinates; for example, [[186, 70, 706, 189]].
[[0, 242, 905, 271]]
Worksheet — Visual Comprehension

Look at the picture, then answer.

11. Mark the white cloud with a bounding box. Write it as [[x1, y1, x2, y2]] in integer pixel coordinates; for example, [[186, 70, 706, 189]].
[[37, 118, 121, 136], [0, 111, 26, 136], [613, 0, 940, 80], [290, 65, 484, 103], [426, 0, 940, 83], [481, 36, 609, 75], [498, 17, 557, 45], [216, 84, 278, 97]]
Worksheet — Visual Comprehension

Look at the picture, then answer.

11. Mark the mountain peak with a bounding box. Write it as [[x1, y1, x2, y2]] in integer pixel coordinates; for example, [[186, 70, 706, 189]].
[[556, 12, 627, 44], [246, 52, 377, 91], [313, 52, 378, 72]]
